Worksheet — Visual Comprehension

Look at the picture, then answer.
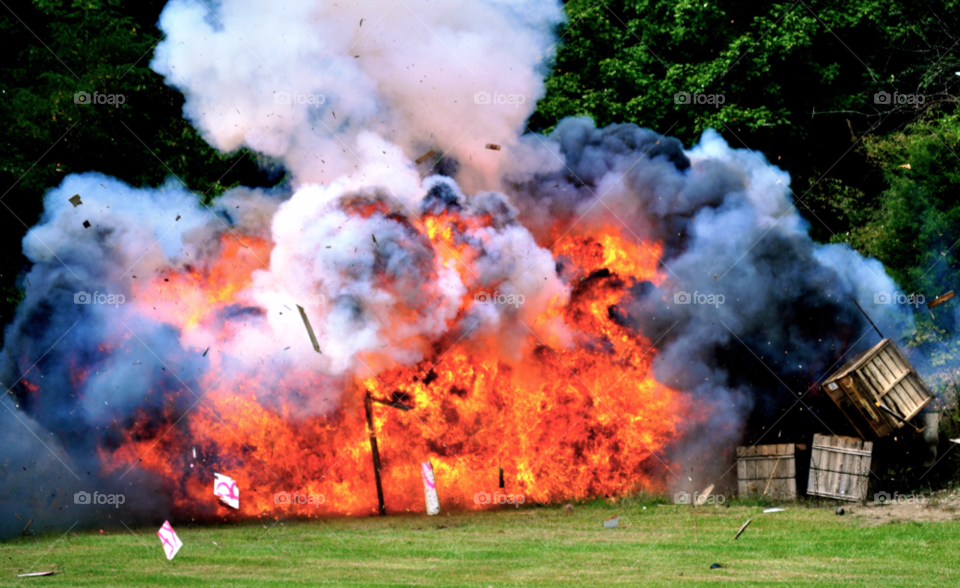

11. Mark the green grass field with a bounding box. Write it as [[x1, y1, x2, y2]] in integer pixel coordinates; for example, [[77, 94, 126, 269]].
[[3, 499, 958, 586]]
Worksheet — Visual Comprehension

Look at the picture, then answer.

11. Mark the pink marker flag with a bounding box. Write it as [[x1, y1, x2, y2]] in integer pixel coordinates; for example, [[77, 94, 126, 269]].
[[214, 472, 240, 509], [157, 520, 183, 561], [421, 461, 440, 516]]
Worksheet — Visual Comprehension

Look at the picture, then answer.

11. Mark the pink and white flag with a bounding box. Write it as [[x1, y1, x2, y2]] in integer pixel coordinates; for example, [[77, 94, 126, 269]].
[[214, 472, 240, 509], [421, 461, 440, 516], [157, 520, 183, 561]]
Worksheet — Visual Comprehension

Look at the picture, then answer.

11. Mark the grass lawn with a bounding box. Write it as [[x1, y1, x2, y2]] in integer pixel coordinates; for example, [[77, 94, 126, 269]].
[[2, 498, 958, 586]]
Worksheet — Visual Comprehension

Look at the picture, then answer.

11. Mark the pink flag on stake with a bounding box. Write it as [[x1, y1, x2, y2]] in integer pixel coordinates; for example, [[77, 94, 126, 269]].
[[214, 473, 240, 509], [157, 520, 183, 561]]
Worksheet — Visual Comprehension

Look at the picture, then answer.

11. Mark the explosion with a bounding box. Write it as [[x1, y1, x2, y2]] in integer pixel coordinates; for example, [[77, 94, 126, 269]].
[[0, 0, 912, 536]]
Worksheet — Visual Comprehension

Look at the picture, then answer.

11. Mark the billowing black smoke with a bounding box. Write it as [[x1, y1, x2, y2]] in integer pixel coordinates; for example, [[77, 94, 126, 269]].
[[505, 118, 914, 488]]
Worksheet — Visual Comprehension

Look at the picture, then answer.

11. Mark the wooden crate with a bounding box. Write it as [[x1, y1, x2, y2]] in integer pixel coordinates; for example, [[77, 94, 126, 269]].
[[736, 444, 797, 500], [806, 434, 873, 502], [822, 338, 933, 439]]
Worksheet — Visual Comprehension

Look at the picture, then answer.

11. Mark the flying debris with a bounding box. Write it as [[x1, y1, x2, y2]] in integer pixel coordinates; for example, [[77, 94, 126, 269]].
[[214, 472, 240, 509], [484, 143, 501, 151], [68, 194, 82, 207], [82, 220, 91, 228], [927, 290, 955, 310], [414, 149, 436, 165], [157, 521, 183, 560], [296, 304, 322, 353]]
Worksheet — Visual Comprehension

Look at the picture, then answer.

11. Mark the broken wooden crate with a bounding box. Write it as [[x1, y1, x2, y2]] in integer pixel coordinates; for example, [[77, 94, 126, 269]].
[[736, 444, 797, 500], [807, 434, 873, 502], [822, 338, 933, 439]]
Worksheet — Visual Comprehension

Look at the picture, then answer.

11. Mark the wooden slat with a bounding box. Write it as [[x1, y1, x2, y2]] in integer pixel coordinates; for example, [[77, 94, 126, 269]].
[[737, 445, 797, 500], [807, 434, 872, 502]]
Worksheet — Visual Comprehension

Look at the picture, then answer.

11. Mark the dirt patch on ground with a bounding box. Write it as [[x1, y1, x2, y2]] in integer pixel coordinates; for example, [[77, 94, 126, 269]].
[[846, 489, 960, 525]]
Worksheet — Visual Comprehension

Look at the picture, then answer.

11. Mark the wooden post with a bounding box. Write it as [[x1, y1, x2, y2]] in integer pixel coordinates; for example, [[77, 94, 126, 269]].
[[364, 392, 386, 516]]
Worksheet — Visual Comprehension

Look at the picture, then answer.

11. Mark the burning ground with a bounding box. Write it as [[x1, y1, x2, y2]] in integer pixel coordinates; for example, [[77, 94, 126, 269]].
[[0, 0, 916, 538]]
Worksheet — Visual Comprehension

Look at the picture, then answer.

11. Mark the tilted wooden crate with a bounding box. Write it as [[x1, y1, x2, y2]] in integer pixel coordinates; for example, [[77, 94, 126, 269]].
[[807, 434, 873, 502], [737, 444, 797, 500], [822, 338, 933, 439]]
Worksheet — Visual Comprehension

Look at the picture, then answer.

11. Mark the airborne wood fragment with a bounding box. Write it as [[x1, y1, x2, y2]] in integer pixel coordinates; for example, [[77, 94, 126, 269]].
[[297, 305, 322, 353], [485, 144, 501, 151], [734, 518, 752, 540], [415, 149, 435, 165], [695, 484, 714, 505], [69, 194, 82, 207], [927, 290, 954, 309]]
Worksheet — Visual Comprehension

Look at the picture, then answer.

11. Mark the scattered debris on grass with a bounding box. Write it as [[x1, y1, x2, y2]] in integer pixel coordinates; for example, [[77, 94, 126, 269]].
[[734, 518, 752, 540], [603, 515, 620, 528]]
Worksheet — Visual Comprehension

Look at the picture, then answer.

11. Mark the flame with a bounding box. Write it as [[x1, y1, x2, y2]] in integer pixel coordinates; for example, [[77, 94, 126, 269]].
[[101, 209, 690, 518]]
